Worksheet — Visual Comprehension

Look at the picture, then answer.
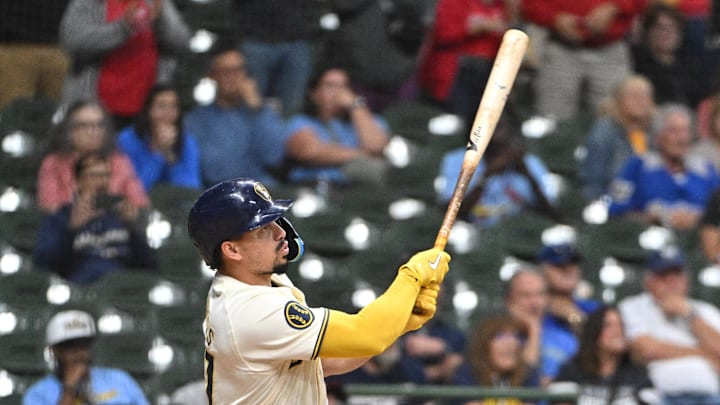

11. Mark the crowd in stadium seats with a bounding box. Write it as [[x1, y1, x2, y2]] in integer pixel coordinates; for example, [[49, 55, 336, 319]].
[[4, 0, 720, 403]]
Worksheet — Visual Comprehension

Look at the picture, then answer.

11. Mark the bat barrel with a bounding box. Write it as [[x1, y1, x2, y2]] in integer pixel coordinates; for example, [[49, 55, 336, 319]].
[[433, 29, 529, 251]]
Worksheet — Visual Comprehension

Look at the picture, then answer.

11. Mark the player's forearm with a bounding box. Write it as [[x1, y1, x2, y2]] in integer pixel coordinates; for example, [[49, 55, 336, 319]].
[[319, 272, 420, 358]]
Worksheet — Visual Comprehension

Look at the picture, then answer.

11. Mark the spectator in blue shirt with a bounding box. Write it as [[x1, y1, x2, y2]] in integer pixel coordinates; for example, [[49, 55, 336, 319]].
[[23, 309, 149, 405], [117, 84, 201, 191], [34, 153, 157, 284], [504, 267, 578, 386], [537, 243, 601, 335], [184, 41, 286, 187], [608, 103, 720, 231], [438, 124, 559, 227], [284, 65, 390, 187]]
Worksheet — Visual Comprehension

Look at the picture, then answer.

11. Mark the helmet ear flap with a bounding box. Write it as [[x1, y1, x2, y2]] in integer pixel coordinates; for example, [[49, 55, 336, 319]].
[[277, 217, 304, 262]]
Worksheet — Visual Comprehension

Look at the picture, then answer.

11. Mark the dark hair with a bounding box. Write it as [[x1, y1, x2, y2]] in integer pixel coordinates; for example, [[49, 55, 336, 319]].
[[133, 84, 186, 158], [208, 38, 243, 67], [45, 100, 116, 157], [575, 306, 627, 377], [73, 152, 109, 179], [468, 314, 528, 386], [641, 3, 685, 45], [301, 64, 353, 118]]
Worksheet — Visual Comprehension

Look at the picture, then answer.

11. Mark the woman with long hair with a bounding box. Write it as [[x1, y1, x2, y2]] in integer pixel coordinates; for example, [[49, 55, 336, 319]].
[[36, 100, 148, 212], [453, 314, 534, 405], [117, 84, 201, 191], [550, 306, 653, 405]]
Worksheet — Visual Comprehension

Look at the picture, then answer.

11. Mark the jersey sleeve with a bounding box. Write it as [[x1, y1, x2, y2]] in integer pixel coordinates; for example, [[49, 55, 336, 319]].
[[228, 291, 330, 361]]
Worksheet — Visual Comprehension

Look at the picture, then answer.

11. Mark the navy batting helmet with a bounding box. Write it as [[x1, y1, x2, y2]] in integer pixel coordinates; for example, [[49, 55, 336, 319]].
[[187, 178, 304, 269]]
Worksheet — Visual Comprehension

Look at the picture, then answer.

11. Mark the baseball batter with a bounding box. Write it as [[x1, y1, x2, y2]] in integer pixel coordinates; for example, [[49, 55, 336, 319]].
[[187, 178, 451, 404]]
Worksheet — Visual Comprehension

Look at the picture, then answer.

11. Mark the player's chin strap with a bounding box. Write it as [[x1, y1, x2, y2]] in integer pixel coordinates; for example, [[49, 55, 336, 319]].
[[277, 217, 304, 262]]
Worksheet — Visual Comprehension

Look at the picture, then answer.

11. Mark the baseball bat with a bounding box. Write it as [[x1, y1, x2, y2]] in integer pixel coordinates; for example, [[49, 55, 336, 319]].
[[434, 29, 529, 250]]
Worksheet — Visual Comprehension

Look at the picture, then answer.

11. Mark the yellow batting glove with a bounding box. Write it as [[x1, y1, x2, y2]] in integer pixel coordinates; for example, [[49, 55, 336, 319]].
[[404, 284, 440, 333], [398, 248, 451, 287]]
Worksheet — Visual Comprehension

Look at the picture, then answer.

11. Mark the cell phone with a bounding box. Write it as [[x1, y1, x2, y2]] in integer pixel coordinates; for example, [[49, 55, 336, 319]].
[[95, 194, 123, 211]]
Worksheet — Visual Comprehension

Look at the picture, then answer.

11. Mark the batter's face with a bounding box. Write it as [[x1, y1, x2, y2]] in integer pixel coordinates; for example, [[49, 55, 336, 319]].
[[235, 221, 289, 280]]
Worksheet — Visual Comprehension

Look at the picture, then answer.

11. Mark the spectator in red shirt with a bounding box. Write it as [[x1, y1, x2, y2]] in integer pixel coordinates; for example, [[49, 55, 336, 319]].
[[418, 0, 510, 126]]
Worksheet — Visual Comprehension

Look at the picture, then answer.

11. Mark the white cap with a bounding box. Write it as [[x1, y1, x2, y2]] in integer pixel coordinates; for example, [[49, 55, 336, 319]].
[[46, 310, 96, 346]]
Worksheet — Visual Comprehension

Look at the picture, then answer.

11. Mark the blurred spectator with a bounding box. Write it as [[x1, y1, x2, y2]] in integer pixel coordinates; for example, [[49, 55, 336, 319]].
[[34, 153, 157, 284], [184, 42, 286, 187], [283, 66, 390, 188], [320, 0, 424, 111], [696, 89, 720, 140], [325, 341, 426, 404], [619, 246, 720, 404], [59, 0, 191, 128], [117, 84, 201, 191], [232, 0, 322, 116], [22, 309, 150, 404], [632, 3, 705, 107], [438, 124, 559, 227], [580, 75, 656, 201], [522, 0, 647, 120], [37, 100, 149, 213], [0, 0, 71, 108], [699, 188, 720, 264], [665, 0, 716, 86], [537, 243, 601, 336], [608, 104, 720, 231], [452, 314, 534, 405], [418, 0, 509, 126], [504, 268, 579, 385], [549, 306, 655, 405], [690, 96, 720, 171], [404, 312, 467, 384]]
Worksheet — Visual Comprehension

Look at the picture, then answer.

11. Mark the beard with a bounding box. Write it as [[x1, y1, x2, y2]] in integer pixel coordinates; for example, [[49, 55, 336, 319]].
[[272, 240, 289, 274], [272, 263, 289, 274]]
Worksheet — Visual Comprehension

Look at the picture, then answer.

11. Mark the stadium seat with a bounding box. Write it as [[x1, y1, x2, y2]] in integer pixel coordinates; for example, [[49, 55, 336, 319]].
[[154, 304, 205, 348], [287, 212, 381, 258], [495, 211, 557, 261], [156, 237, 209, 283], [0, 331, 49, 376], [94, 333, 184, 380], [0, 207, 44, 253], [148, 184, 201, 230], [0, 271, 85, 310], [87, 272, 188, 317]]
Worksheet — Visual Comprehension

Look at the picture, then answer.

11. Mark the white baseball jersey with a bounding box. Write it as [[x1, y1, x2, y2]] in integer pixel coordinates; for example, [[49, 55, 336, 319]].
[[203, 273, 330, 405]]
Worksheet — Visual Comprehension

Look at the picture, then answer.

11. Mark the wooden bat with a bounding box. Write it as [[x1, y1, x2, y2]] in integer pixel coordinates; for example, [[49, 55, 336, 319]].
[[434, 29, 529, 250]]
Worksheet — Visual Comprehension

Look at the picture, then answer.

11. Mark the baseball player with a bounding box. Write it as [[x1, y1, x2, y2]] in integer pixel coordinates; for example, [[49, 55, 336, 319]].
[[187, 178, 451, 404]]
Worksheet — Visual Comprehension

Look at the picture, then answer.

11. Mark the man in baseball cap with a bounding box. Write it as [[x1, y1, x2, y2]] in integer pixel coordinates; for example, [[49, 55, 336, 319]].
[[536, 242, 600, 381], [619, 246, 720, 403], [23, 309, 150, 405]]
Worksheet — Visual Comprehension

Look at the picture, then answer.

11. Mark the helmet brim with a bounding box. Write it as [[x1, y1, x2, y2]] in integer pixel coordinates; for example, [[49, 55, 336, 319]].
[[247, 199, 293, 231]]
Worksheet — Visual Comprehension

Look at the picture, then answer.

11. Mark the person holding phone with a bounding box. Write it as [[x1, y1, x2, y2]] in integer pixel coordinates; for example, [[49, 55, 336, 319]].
[[34, 153, 157, 284]]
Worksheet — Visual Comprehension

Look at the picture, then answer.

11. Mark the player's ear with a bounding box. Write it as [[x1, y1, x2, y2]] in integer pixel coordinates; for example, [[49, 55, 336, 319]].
[[220, 240, 243, 262]]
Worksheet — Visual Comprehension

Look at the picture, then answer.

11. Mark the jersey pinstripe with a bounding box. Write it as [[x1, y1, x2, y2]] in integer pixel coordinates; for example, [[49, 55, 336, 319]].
[[203, 273, 330, 404]]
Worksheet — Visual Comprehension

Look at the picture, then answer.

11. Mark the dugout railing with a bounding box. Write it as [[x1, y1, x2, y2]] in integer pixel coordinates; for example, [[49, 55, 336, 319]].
[[343, 384, 579, 404]]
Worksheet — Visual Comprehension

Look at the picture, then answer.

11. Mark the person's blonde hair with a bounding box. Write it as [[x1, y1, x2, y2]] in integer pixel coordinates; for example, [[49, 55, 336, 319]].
[[596, 74, 655, 122]]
